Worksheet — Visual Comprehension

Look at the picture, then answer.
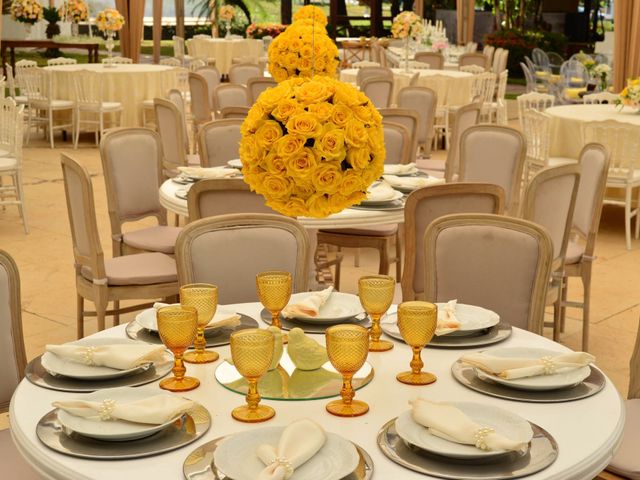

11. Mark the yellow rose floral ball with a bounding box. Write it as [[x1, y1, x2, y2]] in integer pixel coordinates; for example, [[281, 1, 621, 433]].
[[240, 76, 385, 218], [293, 5, 328, 26]]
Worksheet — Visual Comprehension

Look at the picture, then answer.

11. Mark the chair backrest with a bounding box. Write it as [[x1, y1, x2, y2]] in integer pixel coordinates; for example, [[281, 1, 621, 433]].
[[402, 184, 505, 301], [483, 45, 495, 65], [522, 109, 551, 175], [188, 72, 213, 126], [228, 63, 263, 85], [187, 178, 276, 220], [496, 69, 508, 101], [424, 213, 553, 333], [517, 91, 555, 130], [73, 70, 103, 105], [20, 68, 48, 103], [356, 66, 393, 86], [173, 35, 186, 59], [219, 106, 250, 119], [459, 64, 485, 74], [197, 119, 242, 168], [532, 48, 550, 69], [520, 62, 537, 93], [0, 250, 26, 412], [382, 121, 411, 165], [160, 57, 182, 67], [167, 88, 190, 147], [176, 214, 310, 303], [464, 42, 478, 52], [458, 125, 526, 214], [100, 128, 167, 241], [496, 49, 509, 73], [414, 52, 445, 70], [194, 66, 221, 106], [102, 56, 133, 64], [561, 59, 588, 86], [247, 77, 277, 103], [154, 98, 188, 170], [459, 52, 488, 69], [471, 71, 497, 103], [378, 108, 420, 162], [582, 120, 640, 181], [360, 77, 393, 109], [212, 84, 250, 114], [4, 64, 17, 97], [521, 164, 581, 267], [547, 51, 564, 68], [490, 47, 502, 72], [0, 97, 23, 160], [397, 86, 437, 155], [47, 57, 77, 66], [444, 101, 481, 182], [583, 92, 619, 104], [189, 58, 207, 71]]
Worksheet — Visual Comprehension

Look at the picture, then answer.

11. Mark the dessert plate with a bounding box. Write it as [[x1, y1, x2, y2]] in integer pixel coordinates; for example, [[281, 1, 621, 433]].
[[136, 306, 240, 333], [283, 292, 365, 324], [359, 189, 404, 206], [436, 303, 500, 337]]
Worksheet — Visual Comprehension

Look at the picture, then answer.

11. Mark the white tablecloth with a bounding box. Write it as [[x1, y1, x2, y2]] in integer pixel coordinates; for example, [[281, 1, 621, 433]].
[[339, 68, 474, 107], [547, 104, 640, 158], [386, 46, 459, 70], [44, 64, 182, 127], [10, 302, 625, 480], [187, 38, 263, 74]]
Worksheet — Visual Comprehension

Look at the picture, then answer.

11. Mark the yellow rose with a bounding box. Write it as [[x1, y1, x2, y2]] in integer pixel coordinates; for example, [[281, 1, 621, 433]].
[[367, 124, 385, 151], [295, 80, 332, 105], [285, 147, 317, 179], [271, 67, 289, 83], [281, 197, 308, 217], [290, 37, 304, 52], [262, 173, 293, 199], [307, 102, 333, 122], [362, 164, 382, 186], [298, 57, 313, 72], [347, 147, 371, 170], [239, 136, 262, 165], [333, 83, 360, 106], [311, 162, 343, 195], [272, 98, 304, 123], [340, 170, 367, 195], [264, 151, 287, 174], [330, 104, 353, 127], [344, 119, 368, 148], [306, 193, 333, 218], [255, 120, 283, 148], [241, 104, 266, 135], [316, 126, 346, 160], [258, 85, 289, 111], [286, 113, 323, 138], [352, 104, 373, 123], [300, 44, 314, 59]]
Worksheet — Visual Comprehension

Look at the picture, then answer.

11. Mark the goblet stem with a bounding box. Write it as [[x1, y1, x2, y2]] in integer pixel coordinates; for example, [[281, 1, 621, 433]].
[[369, 314, 382, 344], [340, 373, 355, 406], [246, 378, 261, 411], [410, 346, 424, 375], [193, 327, 206, 353], [173, 353, 186, 381], [270, 311, 282, 329]]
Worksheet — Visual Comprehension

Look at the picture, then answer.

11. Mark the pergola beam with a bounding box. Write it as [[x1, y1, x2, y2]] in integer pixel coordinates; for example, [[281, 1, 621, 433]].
[[153, 0, 162, 63]]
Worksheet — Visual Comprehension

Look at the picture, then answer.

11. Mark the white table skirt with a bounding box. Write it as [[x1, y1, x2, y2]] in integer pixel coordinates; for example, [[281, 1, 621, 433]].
[[187, 38, 263, 74], [10, 302, 625, 480]]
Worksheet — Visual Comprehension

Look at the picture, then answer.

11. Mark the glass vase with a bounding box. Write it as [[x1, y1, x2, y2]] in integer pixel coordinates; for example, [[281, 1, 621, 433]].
[[404, 37, 410, 73], [105, 31, 116, 67], [71, 23, 79, 37], [225, 22, 232, 39], [24, 23, 32, 39]]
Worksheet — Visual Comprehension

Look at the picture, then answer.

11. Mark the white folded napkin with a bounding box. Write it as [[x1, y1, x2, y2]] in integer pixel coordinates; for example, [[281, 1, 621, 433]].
[[383, 163, 417, 175], [410, 398, 528, 453], [435, 299, 461, 336], [154, 302, 241, 329], [281, 287, 333, 318], [460, 351, 595, 380], [53, 394, 194, 425], [177, 166, 238, 179], [353, 60, 381, 68], [256, 419, 326, 480], [382, 174, 445, 190], [366, 182, 397, 202], [45, 344, 166, 371]]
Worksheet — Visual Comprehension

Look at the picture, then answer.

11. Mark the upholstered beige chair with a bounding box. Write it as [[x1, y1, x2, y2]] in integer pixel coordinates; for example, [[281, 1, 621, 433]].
[[212, 84, 250, 116], [247, 77, 277, 103], [397, 86, 437, 158], [483, 45, 495, 66], [61, 154, 179, 337], [402, 184, 505, 301], [154, 98, 198, 174], [442, 102, 482, 182], [424, 213, 553, 334], [197, 119, 242, 168], [356, 66, 393, 86], [176, 214, 309, 303], [360, 77, 393, 109], [187, 72, 213, 138], [458, 125, 526, 214], [559, 144, 610, 350], [0, 250, 40, 479], [194, 66, 221, 105], [228, 63, 263, 85], [458, 52, 489, 70], [219, 106, 250, 119], [100, 128, 182, 258], [382, 121, 411, 165], [378, 108, 420, 162], [414, 52, 445, 70]]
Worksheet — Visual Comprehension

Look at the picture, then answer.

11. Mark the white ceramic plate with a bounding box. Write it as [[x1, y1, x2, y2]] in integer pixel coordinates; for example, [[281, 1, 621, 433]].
[[436, 303, 500, 337], [40, 338, 163, 380], [214, 427, 360, 480], [395, 402, 533, 460], [474, 347, 592, 391], [227, 158, 243, 169], [383, 165, 419, 176], [284, 292, 365, 324], [136, 306, 239, 333], [360, 189, 404, 206], [56, 386, 185, 441], [185, 168, 238, 180]]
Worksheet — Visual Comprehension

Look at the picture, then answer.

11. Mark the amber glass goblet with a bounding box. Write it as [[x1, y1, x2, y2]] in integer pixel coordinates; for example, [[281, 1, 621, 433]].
[[181, 283, 219, 364], [157, 305, 200, 392], [396, 301, 438, 385], [325, 324, 370, 417], [230, 328, 275, 423], [256, 271, 292, 331], [358, 274, 395, 352]]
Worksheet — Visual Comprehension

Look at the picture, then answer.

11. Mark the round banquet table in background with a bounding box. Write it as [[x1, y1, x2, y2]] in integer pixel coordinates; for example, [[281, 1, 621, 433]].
[[187, 38, 264, 75], [44, 64, 182, 127], [339, 68, 474, 106], [10, 301, 624, 480], [547, 104, 640, 158]]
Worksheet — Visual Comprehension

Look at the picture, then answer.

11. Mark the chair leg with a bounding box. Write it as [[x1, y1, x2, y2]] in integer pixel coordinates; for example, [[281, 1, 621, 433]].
[[73, 109, 80, 149], [582, 269, 592, 351], [98, 112, 104, 146], [354, 248, 360, 267], [113, 300, 120, 326], [636, 186, 640, 240], [93, 285, 108, 332], [625, 185, 632, 250], [552, 297, 561, 341], [560, 274, 568, 333], [378, 242, 390, 275], [395, 231, 402, 281], [76, 294, 84, 339], [15, 171, 28, 234], [48, 109, 54, 149]]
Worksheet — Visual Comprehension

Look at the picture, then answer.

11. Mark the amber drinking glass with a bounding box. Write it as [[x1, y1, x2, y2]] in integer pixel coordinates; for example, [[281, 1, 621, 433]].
[[396, 301, 438, 385], [325, 324, 370, 417], [256, 271, 292, 331], [157, 305, 200, 392], [358, 274, 395, 352], [181, 283, 219, 364], [229, 328, 275, 423]]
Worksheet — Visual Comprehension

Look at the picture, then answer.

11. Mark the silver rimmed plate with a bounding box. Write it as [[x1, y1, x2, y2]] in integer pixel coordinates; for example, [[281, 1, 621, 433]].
[[360, 189, 404, 206], [136, 306, 242, 333], [378, 418, 558, 479], [435, 303, 500, 337], [349, 200, 405, 211], [37, 404, 211, 460], [260, 309, 370, 333], [282, 292, 365, 324], [126, 313, 259, 347], [183, 435, 373, 480], [451, 360, 606, 403]]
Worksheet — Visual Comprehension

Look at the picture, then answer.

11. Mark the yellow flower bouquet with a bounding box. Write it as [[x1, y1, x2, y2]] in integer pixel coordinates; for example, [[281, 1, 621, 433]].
[[240, 76, 385, 218], [10, 0, 43, 25], [391, 11, 424, 40], [58, 0, 88, 23], [219, 5, 235, 22], [618, 78, 640, 110], [95, 8, 125, 33], [293, 5, 328, 26]]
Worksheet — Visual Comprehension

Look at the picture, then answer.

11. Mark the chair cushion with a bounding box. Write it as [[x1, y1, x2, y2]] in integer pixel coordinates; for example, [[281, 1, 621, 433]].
[[564, 241, 585, 265], [0, 429, 41, 479], [122, 226, 182, 254], [325, 225, 398, 236], [607, 398, 640, 479], [81, 252, 177, 286], [32, 99, 74, 109], [0, 156, 18, 170]]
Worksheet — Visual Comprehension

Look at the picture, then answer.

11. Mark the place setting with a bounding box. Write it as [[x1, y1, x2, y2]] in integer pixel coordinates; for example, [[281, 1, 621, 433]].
[[349, 181, 406, 211], [382, 173, 445, 194], [451, 347, 606, 402]]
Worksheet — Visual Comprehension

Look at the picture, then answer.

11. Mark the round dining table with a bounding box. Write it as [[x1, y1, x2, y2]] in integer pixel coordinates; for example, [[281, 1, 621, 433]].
[[187, 38, 264, 75], [10, 301, 625, 479], [44, 64, 182, 127], [547, 104, 640, 158]]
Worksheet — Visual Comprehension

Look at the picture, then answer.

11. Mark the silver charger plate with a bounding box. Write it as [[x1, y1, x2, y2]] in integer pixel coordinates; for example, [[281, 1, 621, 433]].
[[377, 418, 558, 480], [260, 309, 371, 333], [183, 435, 373, 480], [37, 404, 211, 460], [451, 361, 606, 403], [126, 313, 259, 347], [24, 355, 173, 393], [349, 200, 405, 211]]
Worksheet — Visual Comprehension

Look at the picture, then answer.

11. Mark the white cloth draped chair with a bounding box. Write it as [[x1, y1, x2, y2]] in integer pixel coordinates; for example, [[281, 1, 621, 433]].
[[414, 52, 444, 70], [211, 84, 250, 117], [175, 214, 309, 303], [402, 184, 505, 301], [46, 57, 77, 66], [60, 154, 179, 338], [356, 66, 393, 86], [517, 91, 555, 130], [442, 102, 482, 182], [397, 86, 437, 159], [197, 119, 242, 168], [424, 213, 553, 334], [247, 77, 277, 103], [458, 52, 488, 70], [154, 98, 198, 175], [360, 77, 393, 109], [228, 63, 263, 85]]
